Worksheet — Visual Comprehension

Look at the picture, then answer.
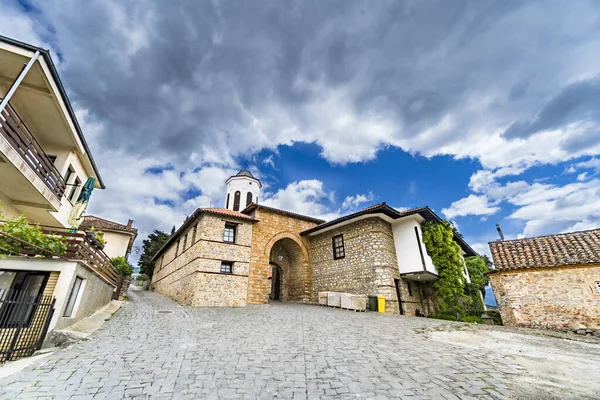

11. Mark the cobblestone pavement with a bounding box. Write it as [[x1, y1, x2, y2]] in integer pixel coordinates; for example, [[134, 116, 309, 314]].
[[0, 290, 551, 399]]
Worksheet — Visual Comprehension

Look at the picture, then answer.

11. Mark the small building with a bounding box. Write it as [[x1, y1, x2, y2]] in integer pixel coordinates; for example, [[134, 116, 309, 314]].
[[488, 229, 600, 333], [80, 216, 138, 260], [0, 36, 117, 361], [151, 170, 476, 315]]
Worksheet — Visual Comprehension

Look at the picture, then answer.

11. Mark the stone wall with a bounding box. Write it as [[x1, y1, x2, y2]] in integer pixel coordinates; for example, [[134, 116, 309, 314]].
[[247, 208, 319, 304], [151, 212, 252, 307], [396, 279, 435, 317], [489, 263, 600, 332], [308, 217, 402, 314]]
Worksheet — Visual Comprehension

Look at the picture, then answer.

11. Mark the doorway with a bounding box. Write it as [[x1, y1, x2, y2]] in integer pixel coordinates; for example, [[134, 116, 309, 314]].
[[270, 264, 282, 301]]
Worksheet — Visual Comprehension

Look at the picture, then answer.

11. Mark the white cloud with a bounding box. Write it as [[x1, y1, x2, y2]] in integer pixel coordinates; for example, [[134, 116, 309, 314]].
[[341, 192, 375, 210], [577, 172, 589, 181], [442, 195, 500, 219], [261, 180, 340, 221]]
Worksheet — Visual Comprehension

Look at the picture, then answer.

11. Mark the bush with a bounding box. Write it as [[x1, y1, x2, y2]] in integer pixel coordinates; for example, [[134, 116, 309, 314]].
[[136, 273, 150, 281], [485, 309, 503, 325], [0, 213, 67, 256], [464, 283, 485, 317], [111, 256, 134, 276], [462, 316, 482, 324]]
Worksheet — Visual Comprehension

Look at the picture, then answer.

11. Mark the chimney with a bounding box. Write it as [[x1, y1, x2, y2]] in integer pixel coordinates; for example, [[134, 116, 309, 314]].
[[496, 223, 504, 241], [127, 219, 133, 228]]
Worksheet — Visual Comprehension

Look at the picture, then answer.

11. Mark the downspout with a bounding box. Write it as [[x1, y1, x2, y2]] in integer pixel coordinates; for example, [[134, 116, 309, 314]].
[[0, 51, 40, 114]]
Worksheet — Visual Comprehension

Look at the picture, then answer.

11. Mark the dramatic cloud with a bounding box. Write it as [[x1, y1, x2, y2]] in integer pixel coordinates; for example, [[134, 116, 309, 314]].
[[3, 0, 600, 254], [341, 192, 375, 211], [442, 195, 500, 219]]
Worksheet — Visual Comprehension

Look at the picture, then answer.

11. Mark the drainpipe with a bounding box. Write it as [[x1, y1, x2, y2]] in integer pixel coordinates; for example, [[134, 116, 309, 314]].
[[0, 51, 40, 114]]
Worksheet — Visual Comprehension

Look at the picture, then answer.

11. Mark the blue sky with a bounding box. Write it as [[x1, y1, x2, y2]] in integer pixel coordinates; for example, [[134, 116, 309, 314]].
[[2, 1, 600, 286]]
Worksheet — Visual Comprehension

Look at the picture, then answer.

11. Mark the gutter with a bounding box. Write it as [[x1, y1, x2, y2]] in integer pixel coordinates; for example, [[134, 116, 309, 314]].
[[0, 35, 105, 189]]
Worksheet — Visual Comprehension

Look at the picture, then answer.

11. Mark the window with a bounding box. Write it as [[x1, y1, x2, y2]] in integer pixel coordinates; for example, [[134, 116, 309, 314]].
[[246, 192, 253, 208], [224, 223, 236, 243], [332, 234, 345, 260], [221, 262, 233, 274], [192, 224, 198, 244], [175, 239, 180, 257], [183, 234, 188, 250], [63, 277, 84, 317], [0, 271, 49, 327], [226, 193, 230, 209], [407, 282, 413, 297], [64, 166, 74, 182], [233, 191, 241, 211], [68, 177, 81, 202], [595, 281, 600, 295]]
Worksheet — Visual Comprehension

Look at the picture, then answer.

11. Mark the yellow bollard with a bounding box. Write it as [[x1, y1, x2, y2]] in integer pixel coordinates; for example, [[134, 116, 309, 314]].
[[377, 296, 386, 313]]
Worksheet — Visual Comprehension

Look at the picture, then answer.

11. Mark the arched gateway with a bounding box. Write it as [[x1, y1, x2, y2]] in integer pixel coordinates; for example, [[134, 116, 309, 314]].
[[267, 235, 312, 302]]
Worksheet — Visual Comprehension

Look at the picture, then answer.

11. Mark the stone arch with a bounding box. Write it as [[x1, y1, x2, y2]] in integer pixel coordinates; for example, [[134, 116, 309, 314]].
[[265, 232, 312, 303]]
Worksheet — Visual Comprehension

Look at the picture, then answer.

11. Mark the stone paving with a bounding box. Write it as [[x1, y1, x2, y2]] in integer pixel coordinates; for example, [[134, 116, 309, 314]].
[[0, 289, 521, 399]]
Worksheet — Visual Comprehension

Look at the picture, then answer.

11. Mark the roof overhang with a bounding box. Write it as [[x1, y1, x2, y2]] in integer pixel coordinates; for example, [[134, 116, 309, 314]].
[[300, 203, 477, 257], [400, 270, 439, 282], [0, 35, 105, 189]]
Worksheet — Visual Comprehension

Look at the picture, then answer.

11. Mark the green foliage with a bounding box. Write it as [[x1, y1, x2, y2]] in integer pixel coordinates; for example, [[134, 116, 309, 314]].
[[0, 213, 67, 257], [485, 309, 503, 325], [464, 283, 486, 317], [421, 220, 469, 315], [138, 230, 170, 277], [111, 256, 134, 276], [136, 273, 150, 281], [89, 227, 105, 245], [465, 255, 490, 294]]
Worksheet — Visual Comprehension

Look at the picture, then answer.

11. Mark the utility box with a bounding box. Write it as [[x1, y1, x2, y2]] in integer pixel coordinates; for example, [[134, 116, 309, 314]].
[[318, 292, 329, 306], [327, 292, 341, 308], [377, 296, 386, 313], [368, 295, 378, 312]]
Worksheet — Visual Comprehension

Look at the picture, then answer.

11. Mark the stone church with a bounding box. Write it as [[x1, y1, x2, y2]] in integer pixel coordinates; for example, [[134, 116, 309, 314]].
[[151, 170, 476, 315]]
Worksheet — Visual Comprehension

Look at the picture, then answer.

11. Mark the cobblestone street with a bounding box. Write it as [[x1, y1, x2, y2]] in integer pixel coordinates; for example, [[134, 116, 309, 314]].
[[1, 289, 598, 400]]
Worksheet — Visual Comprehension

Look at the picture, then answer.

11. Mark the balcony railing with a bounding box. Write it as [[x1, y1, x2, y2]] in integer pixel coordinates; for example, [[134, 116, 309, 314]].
[[0, 226, 120, 287], [0, 103, 67, 200]]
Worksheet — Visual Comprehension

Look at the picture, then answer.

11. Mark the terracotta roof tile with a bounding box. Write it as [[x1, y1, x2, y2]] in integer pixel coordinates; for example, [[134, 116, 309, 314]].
[[199, 208, 254, 220], [489, 229, 600, 272], [80, 215, 138, 234]]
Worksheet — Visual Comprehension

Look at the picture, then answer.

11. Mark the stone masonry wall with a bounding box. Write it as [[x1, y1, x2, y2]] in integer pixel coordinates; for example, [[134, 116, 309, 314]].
[[152, 213, 252, 307], [308, 217, 401, 314], [489, 263, 600, 332], [247, 209, 319, 304]]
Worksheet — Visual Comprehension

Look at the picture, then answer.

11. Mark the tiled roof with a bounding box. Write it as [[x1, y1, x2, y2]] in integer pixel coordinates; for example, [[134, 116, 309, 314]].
[[200, 208, 254, 220], [80, 215, 137, 234], [242, 204, 326, 224], [489, 229, 600, 272]]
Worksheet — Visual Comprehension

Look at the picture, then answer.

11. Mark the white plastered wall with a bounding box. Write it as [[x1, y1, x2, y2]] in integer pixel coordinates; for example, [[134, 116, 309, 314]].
[[391, 216, 438, 275], [101, 231, 131, 259], [225, 177, 260, 211]]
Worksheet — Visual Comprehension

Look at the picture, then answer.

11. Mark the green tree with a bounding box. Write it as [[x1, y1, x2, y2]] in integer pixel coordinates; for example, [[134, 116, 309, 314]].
[[138, 230, 170, 277], [111, 256, 134, 276], [421, 220, 470, 315], [465, 255, 490, 297]]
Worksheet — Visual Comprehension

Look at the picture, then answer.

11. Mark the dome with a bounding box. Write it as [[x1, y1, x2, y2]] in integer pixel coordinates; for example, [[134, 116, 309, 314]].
[[236, 170, 255, 178]]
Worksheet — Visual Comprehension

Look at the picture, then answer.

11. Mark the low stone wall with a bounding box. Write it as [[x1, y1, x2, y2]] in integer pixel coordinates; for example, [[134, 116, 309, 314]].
[[194, 272, 248, 307], [489, 264, 600, 333]]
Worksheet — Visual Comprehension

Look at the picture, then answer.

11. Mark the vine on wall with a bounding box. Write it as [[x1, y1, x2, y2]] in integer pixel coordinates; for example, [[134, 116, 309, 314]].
[[421, 220, 469, 315]]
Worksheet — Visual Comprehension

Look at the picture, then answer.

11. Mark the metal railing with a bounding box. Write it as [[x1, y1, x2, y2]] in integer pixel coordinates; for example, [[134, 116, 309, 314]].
[[0, 103, 67, 199], [0, 289, 56, 363]]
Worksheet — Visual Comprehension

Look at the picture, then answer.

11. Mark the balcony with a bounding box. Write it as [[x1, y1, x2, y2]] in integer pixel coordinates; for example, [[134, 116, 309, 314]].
[[0, 104, 67, 203], [0, 226, 120, 287]]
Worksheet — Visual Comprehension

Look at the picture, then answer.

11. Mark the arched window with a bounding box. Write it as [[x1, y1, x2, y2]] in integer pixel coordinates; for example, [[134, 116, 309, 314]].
[[226, 193, 230, 209], [233, 191, 241, 211], [246, 192, 253, 208]]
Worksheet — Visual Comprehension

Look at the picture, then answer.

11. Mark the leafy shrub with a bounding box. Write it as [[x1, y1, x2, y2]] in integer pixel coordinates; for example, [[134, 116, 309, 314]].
[[0, 213, 67, 256], [485, 309, 503, 325], [136, 273, 150, 281], [462, 315, 482, 324], [111, 256, 134, 276], [464, 283, 485, 316]]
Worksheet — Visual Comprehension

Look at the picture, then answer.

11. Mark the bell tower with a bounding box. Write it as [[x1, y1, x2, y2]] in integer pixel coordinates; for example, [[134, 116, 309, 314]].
[[224, 170, 261, 212]]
